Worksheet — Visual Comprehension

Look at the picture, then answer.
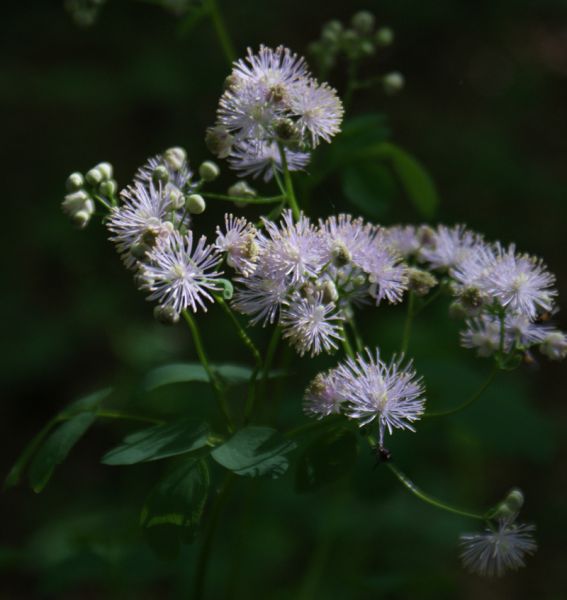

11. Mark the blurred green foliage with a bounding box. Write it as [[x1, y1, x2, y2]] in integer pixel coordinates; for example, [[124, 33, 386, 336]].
[[2, 0, 567, 598]]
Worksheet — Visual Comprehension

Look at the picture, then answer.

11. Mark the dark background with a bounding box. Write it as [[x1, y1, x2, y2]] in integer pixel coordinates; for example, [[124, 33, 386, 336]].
[[1, 0, 566, 598]]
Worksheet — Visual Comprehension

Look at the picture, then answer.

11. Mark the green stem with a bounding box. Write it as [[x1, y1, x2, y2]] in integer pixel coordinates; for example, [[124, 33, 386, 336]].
[[215, 296, 262, 421], [202, 193, 284, 205], [424, 366, 498, 418], [341, 326, 356, 359], [400, 291, 416, 355], [277, 142, 301, 220], [205, 0, 236, 64], [412, 287, 443, 317], [258, 327, 281, 406], [348, 314, 364, 352], [95, 410, 164, 425], [194, 474, 235, 600], [386, 462, 484, 520], [182, 310, 234, 431]]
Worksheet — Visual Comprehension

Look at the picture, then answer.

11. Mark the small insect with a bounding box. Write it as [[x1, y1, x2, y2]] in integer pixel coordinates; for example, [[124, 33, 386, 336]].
[[371, 443, 392, 468]]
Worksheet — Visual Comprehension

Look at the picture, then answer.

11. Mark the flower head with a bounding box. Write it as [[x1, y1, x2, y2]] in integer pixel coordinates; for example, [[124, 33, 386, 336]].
[[215, 214, 259, 276], [303, 370, 343, 419], [420, 224, 480, 270], [139, 230, 222, 314], [460, 520, 537, 577], [335, 349, 425, 444]]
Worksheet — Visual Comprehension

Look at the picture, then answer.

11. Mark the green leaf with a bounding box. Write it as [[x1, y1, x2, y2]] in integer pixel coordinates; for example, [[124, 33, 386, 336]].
[[365, 142, 440, 218], [342, 162, 397, 218], [28, 412, 97, 493], [211, 426, 297, 478], [295, 428, 358, 492], [101, 418, 210, 465], [144, 362, 286, 391], [5, 388, 112, 490], [141, 458, 209, 560]]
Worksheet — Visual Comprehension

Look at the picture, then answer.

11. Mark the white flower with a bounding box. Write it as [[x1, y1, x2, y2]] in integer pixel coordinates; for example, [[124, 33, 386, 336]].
[[215, 214, 258, 276], [280, 292, 344, 357], [460, 520, 537, 577], [420, 224, 480, 270], [335, 349, 426, 444], [140, 230, 222, 314]]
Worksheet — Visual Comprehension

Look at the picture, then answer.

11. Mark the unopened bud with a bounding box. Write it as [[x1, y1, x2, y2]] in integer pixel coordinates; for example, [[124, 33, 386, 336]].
[[205, 126, 234, 159], [274, 118, 299, 142], [95, 162, 113, 180], [408, 268, 438, 296], [66, 172, 84, 192], [319, 280, 339, 303], [153, 304, 180, 325], [323, 19, 343, 36], [460, 287, 485, 314], [153, 165, 170, 185], [62, 190, 92, 216], [351, 10, 375, 35], [359, 40, 375, 56], [186, 194, 206, 215], [383, 72, 405, 95], [71, 210, 91, 229], [164, 147, 187, 171], [504, 488, 525, 513], [375, 27, 394, 46], [167, 186, 185, 210], [99, 179, 117, 197], [332, 241, 352, 266], [224, 74, 240, 91], [85, 167, 103, 186], [448, 301, 467, 320], [417, 225, 436, 247], [199, 161, 220, 182], [540, 331, 567, 361], [228, 180, 257, 199]]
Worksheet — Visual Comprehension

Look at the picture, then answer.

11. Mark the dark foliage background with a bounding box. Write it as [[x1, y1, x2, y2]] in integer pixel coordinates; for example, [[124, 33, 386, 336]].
[[1, 0, 566, 598]]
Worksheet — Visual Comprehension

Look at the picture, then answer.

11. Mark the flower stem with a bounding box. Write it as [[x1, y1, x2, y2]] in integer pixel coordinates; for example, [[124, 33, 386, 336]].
[[341, 326, 356, 359], [258, 327, 281, 406], [205, 0, 236, 65], [400, 291, 416, 355], [182, 309, 234, 431], [424, 366, 498, 418], [277, 142, 301, 220], [202, 193, 284, 205], [95, 410, 164, 425], [215, 296, 262, 421], [386, 462, 485, 520], [194, 474, 235, 600]]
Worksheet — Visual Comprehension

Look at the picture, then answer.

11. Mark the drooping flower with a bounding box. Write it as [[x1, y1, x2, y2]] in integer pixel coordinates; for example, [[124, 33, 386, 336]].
[[139, 230, 222, 314], [280, 292, 344, 357], [303, 370, 343, 418], [335, 349, 425, 444], [460, 520, 537, 577]]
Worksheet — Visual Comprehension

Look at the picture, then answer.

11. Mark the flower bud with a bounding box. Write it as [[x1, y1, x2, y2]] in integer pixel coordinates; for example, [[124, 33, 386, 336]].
[[322, 19, 343, 37], [539, 330, 567, 361], [504, 488, 524, 513], [224, 74, 240, 91], [66, 172, 84, 192], [62, 190, 91, 215], [331, 240, 352, 266], [199, 160, 220, 182], [167, 186, 185, 210], [375, 27, 394, 46], [85, 167, 103, 186], [460, 287, 485, 314], [383, 71, 405, 95], [153, 304, 180, 325], [319, 280, 339, 303], [130, 242, 150, 260], [417, 225, 436, 247], [227, 180, 257, 199], [152, 165, 170, 185], [186, 194, 206, 215], [448, 301, 467, 320], [408, 268, 438, 296], [95, 161, 113, 180], [164, 147, 187, 171], [274, 118, 299, 143], [99, 179, 117, 198], [359, 40, 375, 56], [205, 126, 234, 159], [351, 10, 375, 35], [71, 210, 92, 229]]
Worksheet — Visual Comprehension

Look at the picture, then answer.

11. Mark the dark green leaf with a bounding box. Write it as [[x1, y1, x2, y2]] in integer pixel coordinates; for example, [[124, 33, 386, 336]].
[[141, 458, 209, 559], [5, 388, 112, 490], [28, 412, 97, 493], [211, 426, 297, 478], [101, 418, 210, 465], [296, 428, 358, 492], [342, 162, 397, 218]]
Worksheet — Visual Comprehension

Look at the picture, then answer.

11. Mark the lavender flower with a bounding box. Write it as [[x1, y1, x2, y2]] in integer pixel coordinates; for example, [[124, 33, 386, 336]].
[[460, 520, 537, 577], [303, 370, 343, 418], [232, 269, 290, 326], [384, 225, 422, 259], [215, 214, 259, 276], [107, 182, 176, 269], [361, 241, 409, 305], [539, 330, 567, 360], [335, 349, 425, 444], [280, 292, 344, 357], [420, 224, 480, 270], [140, 230, 222, 314]]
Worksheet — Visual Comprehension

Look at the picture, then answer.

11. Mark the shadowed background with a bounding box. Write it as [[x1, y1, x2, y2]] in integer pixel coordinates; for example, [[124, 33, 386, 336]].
[[1, 0, 566, 598]]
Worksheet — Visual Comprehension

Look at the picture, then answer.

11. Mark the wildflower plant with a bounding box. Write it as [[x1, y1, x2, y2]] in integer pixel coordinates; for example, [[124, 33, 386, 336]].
[[6, 6, 565, 596]]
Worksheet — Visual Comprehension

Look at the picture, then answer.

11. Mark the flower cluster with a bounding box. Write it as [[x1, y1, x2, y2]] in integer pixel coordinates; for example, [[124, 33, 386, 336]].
[[384, 223, 567, 363], [214, 210, 409, 357], [206, 45, 344, 180], [304, 349, 425, 444]]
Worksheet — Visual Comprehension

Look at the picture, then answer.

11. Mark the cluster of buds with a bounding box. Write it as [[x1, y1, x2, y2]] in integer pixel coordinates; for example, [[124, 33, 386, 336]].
[[65, 0, 106, 27], [309, 11, 403, 94], [61, 161, 116, 229]]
